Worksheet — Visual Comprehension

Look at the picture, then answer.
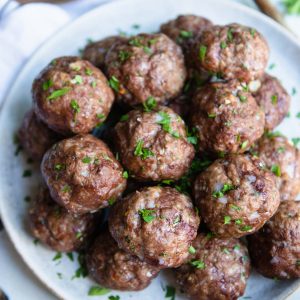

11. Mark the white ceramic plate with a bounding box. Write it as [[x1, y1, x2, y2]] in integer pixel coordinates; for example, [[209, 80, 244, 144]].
[[1, 0, 300, 299]]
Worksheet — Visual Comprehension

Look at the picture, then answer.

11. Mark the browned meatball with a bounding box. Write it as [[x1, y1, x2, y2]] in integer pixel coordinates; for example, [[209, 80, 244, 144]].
[[248, 201, 300, 279], [29, 186, 96, 252], [105, 33, 187, 106], [191, 23, 269, 81], [82, 36, 126, 71], [114, 105, 195, 181], [33, 56, 114, 135], [190, 81, 265, 155], [253, 134, 300, 201], [253, 73, 290, 130], [109, 186, 200, 268], [176, 233, 250, 300], [41, 134, 126, 214], [193, 155, 280, 238], [160, 14, 213, 46], [18, 109, 61, 161], [86, 231, 160, 291]]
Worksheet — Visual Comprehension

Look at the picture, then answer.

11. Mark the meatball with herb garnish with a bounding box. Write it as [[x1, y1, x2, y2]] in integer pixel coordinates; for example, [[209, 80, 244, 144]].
[[176, 233, 250, 300], [29, 186, 96, 252], [86, 230, 161, 291], [191, 23, 269, 81], [160, 14, 213, 48], [248, 200, 300, 279], [193, 155, 280, 238], [253, 73, 290, 131], [105, 33, 187, 106], [41, 134, 127, 214], [253, 133, 300, 201], [82, 35, 127, 71], [189, 80, 265, 155], [114, 104, 195, 181], [109, 186, 200, 268], [18, 109, 62, 161], [33, 56, 115, 135]]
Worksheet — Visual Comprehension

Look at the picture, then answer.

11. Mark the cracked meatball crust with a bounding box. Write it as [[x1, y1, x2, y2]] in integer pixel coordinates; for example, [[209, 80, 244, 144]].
[[41, 134, 127, 214], [33, 56, 114, 135], [193, 155, 280, 238], [105, 33, 187, 106], [109, 186, 200, 268], [114, 106, 195, 181], [176, 233, 250, 300], [86, 231, 160, 291], [248, 201, 300, 279]]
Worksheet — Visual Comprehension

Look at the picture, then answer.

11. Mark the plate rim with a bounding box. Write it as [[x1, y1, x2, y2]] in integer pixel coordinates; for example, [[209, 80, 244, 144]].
[[1, 0, 300, 299]]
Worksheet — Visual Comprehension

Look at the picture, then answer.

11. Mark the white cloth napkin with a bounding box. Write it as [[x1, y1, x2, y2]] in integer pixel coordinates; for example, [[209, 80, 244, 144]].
[[0, 1, 300, 299]]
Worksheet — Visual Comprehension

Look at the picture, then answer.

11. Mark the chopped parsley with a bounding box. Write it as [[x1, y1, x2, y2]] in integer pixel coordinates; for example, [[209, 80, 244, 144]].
[[22, 170, 32, 177], [239, 95, 247, 103], [220, 41, 227, 49], [292, 87, 297, 96], [139, 209, 156, 223], [180, 30, 193, 38], [223, 248, 230, 254], [265, 131, 282, 138], [277, 146, 286, 153], [268, 63, 276, 70], [120, 114, 129, 121], [134, 140, 154, 160], [250, 28, 256, 37], [118, 50, 131, 62], [190, 259, 205, 269], [47, 87, 70, 101], [157, 111, 179, 138], [71, 75, 83, 85], [85, 68, 93, 76], [109, 296, 120, 300], [122, 171, 129, 179], [271, 94, 278, 105], [230, 204, 241, 211], [62, 185, 71, 193], [212, 183, 236, 198], [66, 252, 74, 261], [283, 0, 300, 14], [224, 216, 231, 225], [143, 96, 157, 112], [165, 285, 176, 300], [241, 140, 248, 150], [186, 127, 198, 145], [54, 164, 65, 171], [233, 244, 241, 251], [227, 28, 234, 42], [70, 99, 80, 114], [42, 79, 53, 91], [108, 198, 116, 206], [207, 113, 216, 118], [188, 246, 196, 254], [296, 260, 300, 266], [241, 225, 253, 232], [199, 45, 207, 62], [91, 81, 97, 88], [72, 254, 88, 279], [24, 196, 31, 202], [292, 137, 300, 147], [52, 252, 62, 261], [88, 286, 110, 296], [109, 76, 120, 92], [296, 112, 300, 119], [271, 164, 281, 177], [82, 156, 92, 164], [235, 219, 243, 225]]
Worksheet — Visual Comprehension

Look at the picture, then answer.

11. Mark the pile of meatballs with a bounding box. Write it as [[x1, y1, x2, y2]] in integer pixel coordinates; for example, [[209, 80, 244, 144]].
[[18, 13, 300, 300]]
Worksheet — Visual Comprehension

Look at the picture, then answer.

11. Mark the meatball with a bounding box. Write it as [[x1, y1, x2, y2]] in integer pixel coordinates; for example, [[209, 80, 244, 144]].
[[18, 109, 61, 161], [29, 186, 96, 252], [109, 186, 200, 268], [191, 23, 269, 81], [41, 134, 126, 214], [190, 80, 265, 155], [105, 33, 187, 106], [193, 155, 280, 238], [82, 36, 126, 71], [253, 73, 290, 130], [114, 105, 195, 181], [248, 201, 300, 279], [254, 134, 300, 201], [176, 233, 250, 300], [86, 231, 160, 291], [33, 56, 115, 135], [160, 14, 213, 47]]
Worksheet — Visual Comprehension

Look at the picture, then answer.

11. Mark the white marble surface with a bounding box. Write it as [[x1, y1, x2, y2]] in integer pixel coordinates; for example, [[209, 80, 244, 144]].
[[0, 0, 300, 299]]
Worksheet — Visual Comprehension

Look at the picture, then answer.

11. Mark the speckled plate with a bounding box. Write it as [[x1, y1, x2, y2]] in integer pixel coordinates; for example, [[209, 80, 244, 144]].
[[1, 0, 300, 299]]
